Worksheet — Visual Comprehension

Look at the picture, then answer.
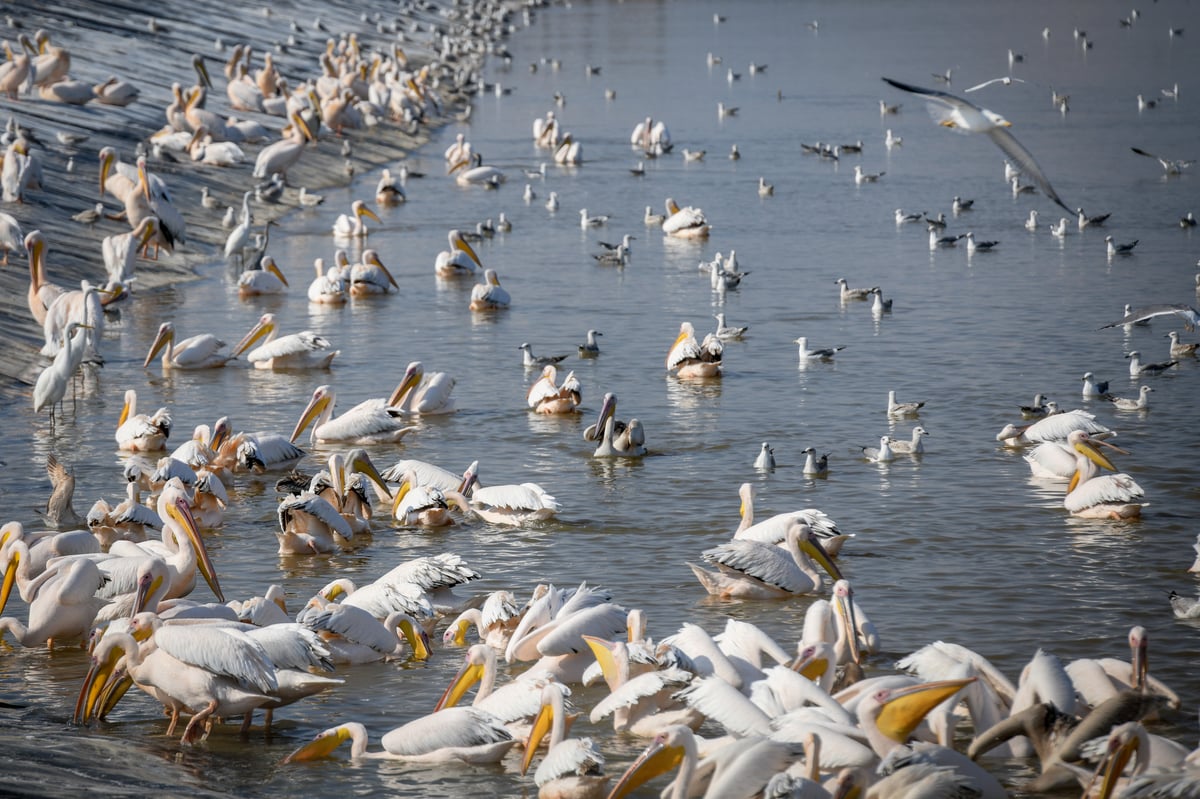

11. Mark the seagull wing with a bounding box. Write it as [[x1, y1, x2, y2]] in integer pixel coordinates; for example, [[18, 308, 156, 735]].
[[1100, 304, 1200, 331], [986, 127, 1071, 212]]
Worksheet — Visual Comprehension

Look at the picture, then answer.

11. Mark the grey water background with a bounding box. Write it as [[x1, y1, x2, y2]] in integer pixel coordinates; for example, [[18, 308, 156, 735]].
[[2, 0, 1200, 795]]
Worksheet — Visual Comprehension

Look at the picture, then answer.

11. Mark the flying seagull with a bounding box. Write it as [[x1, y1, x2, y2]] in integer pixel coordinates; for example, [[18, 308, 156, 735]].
[[1101, 304, 1200, 332], [882, 77, 1071, 213]]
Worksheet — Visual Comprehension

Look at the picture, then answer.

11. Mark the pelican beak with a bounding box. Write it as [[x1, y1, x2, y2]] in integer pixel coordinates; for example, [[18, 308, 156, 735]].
[[390, 479, 412, 518], [292, 111, 314, 143], [74, 641, 123, 724], [0, 545, 20, 615], [522, 699, 555, 775], [434, 652, 486, 711], [143, 324, 172, 368], [454, 234, 482, 267], [349, 450, 391, 502], [387, 366, 420, 407], [397, 616, 430, 661], [267, 260, 289, 287], [368, 252, 398, 290], [137, 160, 151, 201], [874, 678, 975, 743], [608, 733, 686, 799], [193, 54, 213, 88], [448, 158, 468, 175], [834, 586, 862, 666], [136, 218, 160, 251], [99, 150, 114, 198], [791, 646, 831, 682], [1094, 731, 1140, 799], [290, 389, 331, 443], [801, 535, 842, 582], [232, 315, 274, 359], [1000, 120, 1013, 127], [117, 394, 132, 430], [210, 418, 231, 452], [457, 461, 479, 495], [168, 497, 224, 602], [132, 572, 164, 616], [283, 726, 351, 763], [358, 204, 381, 223], [443, 616, 472, 646], [582, 634, 619, 689], [1073, 437, 1117, 472], [666, 329, 690, 367]]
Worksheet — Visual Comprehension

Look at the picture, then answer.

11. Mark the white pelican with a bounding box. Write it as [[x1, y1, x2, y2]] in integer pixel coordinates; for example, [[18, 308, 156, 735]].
[[554, 133, 582, 165], [188, 127, 246, 166], [289, 384, 418, 445], [375, 169, 405, 205], [688, 521, 841, 599], [527, 365, 582, 414], [0, 553, 106, 649], [666, 321, 722, 378], [436, 229, 483, 277], [887, 390, 924, 417], [144, 321, 231, 369], [301, 603, 430, 663], [883, 77, 1072, 213], [504, 583, 628, 683], [1023, 441, 1078, 479], [0, 210, 24, 266], [630, 117, 671, 151], [733, 486, 850, 555], [451, 152, 506, 186], [1066, 626, 1180, 712], [862, 435, 895, 463], [116, 389, 172, 451], [349, 249, 399, 296], [0, 36, 32, 100], [332, 200, 381, 238], [533, 111, 560, 147], [391, 476, 458, 528], [444, 132, 472, 164], [661, 198, 710, 238], [522, 683, 609, 799], [435, 642, 564, 732], [283, 711, 514, 764], [252, 111, 313, 181], [469, 268, 511, 310], [1064, 431, 1146, 519], [443, 591, 523, 651], [231, 313, 338, 370], [889, 426, 929, 455], [307, 258, 346, 304], [587, 393, 646, 457], [103, 217, 158, 284], [460, 462, 561, 526], [98, 152, 183, 254], [387, 361, 457, 415], [995, 408, 1110, 446], [276, 490, 353, 554], [382, 458, 473, 493], [237, 255, 289, 296], [92, 75, 139, 106]]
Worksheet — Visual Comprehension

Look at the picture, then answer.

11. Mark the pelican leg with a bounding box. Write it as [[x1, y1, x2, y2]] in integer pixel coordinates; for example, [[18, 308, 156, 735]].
[[182, 699, 217, 744]]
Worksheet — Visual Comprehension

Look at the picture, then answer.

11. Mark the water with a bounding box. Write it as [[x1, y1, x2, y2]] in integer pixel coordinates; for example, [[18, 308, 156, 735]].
[[3, 0, 1200, 795]]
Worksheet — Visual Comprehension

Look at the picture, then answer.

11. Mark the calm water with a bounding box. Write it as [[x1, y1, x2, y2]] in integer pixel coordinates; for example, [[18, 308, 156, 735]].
[[3, 0, 1200, 795]]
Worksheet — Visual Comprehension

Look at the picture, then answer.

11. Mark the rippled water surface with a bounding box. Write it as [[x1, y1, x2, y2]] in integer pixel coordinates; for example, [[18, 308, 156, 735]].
[[3, 0, 1200, 796]]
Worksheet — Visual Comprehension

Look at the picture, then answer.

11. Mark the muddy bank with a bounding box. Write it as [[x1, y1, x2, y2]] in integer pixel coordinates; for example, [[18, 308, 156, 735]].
[[0, 0, 502, 386]]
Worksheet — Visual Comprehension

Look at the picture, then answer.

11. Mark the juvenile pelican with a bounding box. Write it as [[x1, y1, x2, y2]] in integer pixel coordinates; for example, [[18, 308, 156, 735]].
[[290, 385, 418, 445], [469, 269, 511, 310], [333, 200, 381, 238], [666, 322, 722, 378], [143, 321, 231, 369], [435, 229, 483, 277], [527, 365, 582, 414], [232, 313, 338, 370]]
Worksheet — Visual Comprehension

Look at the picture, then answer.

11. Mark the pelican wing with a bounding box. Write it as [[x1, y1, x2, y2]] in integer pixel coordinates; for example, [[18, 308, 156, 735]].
[[702, 540, 810, 593], [666, 332, 702, 369], [381, 707, 512, 756], [662, 206, 706, 235], [526, 374, 561, 408], [471, 483, 560, 513], [247, 433, 305, 468], [277, 493, 352, 538], [172, 334, 226, 367], [534, 737, 605, 786], [535, 603, 629, 656], [317, 398, 406, 441], [381, 459, 465, 491], [1064, 474, 1145, 513], [1024, 410, 1110, 442], [675, 675, 773, 736], [379, 552, 480, 592], [411, 372, 457, 414], [986, 127, 1070, 212], [590, 667, 694, 722], [736, 510, 841, 545], [154, 623, 277, 693], [303, 603, 400, 653], [342, 580, 434, 620], [248, 331, 332, 362], [112, 502, 162, 529], [247, 623, 335, 671]]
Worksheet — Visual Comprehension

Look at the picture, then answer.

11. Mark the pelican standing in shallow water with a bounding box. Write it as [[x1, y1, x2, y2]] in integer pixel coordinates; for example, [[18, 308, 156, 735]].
[[143, 321, 232, 369], [666, 321, 722, 378], [232, 313, 338, 370]]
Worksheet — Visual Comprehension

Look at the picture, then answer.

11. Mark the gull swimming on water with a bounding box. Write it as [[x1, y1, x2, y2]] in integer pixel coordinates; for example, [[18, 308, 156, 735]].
[[1077, 208, 1111, 229], [754, 443, 775, 471], [795, 337, 845, 363], [853, 165, 885, 184], [885, 129, 902, 148], [713, 313, 748, 340], [1105, 236, 1138, 256], [861, 435, 895, 463], [1024, 210, 1039, 231], [1049, 218, 1069, 238], [1130, 147, 1194, 175], [965, 232, 998, 253], [1167, 331, 1199, 358], [882, 77, 1072, 212], [870, 287, 892, 313], [1019, 394, 1051, 418], [930, 228, 964, 249], [1126, 350, 1178, 377], [895, 209, 924, 224], [835, 278, 873, 301], [801, 447, 828, 477], [1081, 372, 1109, 397], [1108, 385, 1153, 411], [887, 390, 924, 417], [1011, 175, 1037, 196], [889, 426, 928, 455], [578, 329, 602, 357], [952, 196, 974, 213]]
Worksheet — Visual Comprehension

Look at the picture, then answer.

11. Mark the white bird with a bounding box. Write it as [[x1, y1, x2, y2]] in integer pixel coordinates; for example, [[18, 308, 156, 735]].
[[889, 426, 929, 455], [757, 176, 773, 197], [289, 385, 418, 446], [887, 390, 924, 417], [545, 191, 559, 212], [754, 442, 775, 471], [1108, 385, 1153, 411], [895, 209, 924, 224], [1024, 209, 1039, 231], [332, 200, 381, 238], [661, 198, 710, 239], [964, 76, 1026, 93], [795, 336, 845, 362], [143, 321, 231, 370], [862, 435, 895, 462], [579, 208, 609, 228], [282, 711, 515, 764], [521, 682, 608, 799], [374, 169, 405, 206], [231, 313, 338, 370], [801, 447, 829, 477], [666, 321, 722, 378], [1105, 235, 1139, 257], [883, 77, 1072, 212], [578, 329, 602, 358], [1063, 431, 1146, 519], [236, 254, 289, 296], [1049, 218, 1069, 238], [387, 361, 457, 415], [469, 269, 511, 311], [1167, 331, 1200, 358], [526, 365, 582, 415], [1126, 350, 1177, 377], [713, 313, 747, 340], [435, 230, 484, 278], [1130, 147, 1194, 175], [689, 520, 842, 599], [1101, 304, 1200, 332], [33, 322, 90, 422], [854, 165, 885, 184], [885, 129, 903, 148]]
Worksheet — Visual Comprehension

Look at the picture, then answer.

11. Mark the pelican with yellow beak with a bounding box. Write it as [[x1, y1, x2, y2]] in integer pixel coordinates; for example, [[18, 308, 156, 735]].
[[450, 152, 506, 186], [237, 255, 289, 295], [253, 111, 314, 182], [289, 384, 418, 445], [435, 229, 483, 277], [115, 388, 171, 451], [349, 249, 399, 296], [282, 710, 515, 764], [1064, 430, 1146, 519], [232, 312, 338, 370], [469, 268, 511, 310], [687, 521, 841, 599], [387, 361, 457, 415], [143, 320, 232, 369], [522, 682, 608, 799], [332, 199, 381, 238], [666, 321, 722, 378]]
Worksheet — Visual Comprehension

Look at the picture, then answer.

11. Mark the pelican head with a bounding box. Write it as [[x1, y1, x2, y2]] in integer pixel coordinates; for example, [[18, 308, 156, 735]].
[[345, 447, 392, 502], [192, 53, 213, 88], [609, 725, 695, 799], [361, 249, 398, 289], [231, 312, 277, 359], [449, 229, 482, 267], [161, 480, 224, 602], [865, 677, 976, 743], [98, 147, 118, 198], [434, 644, 493, 711], [143, 322, 177, 367], [290, 385, 333, 443], [352, 199, 381, 223], [283, 723, 360, 763], [387, 361, 425, 407]]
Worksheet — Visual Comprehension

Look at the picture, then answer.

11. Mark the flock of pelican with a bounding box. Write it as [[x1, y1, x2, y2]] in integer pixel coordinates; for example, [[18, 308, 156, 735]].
[[1, 0, 1199, 797]]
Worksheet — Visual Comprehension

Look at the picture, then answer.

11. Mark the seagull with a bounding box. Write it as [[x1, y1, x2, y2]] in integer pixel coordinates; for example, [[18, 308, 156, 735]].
[[965, 232, 998, 253], [869, 287, 893, 313], [1169, 590, 1200, 619], [895, 209, 924, 224], [717, 102, 738, 119], [879, 100, 902, 116], [882, 77, 1072, 212], [598, 234, 635, 252], [930, 228, 964, 249], [1137, 94, 1158, 111], [519, 342, 570, 368], [887, 390, 924, 417], [1105, 235, 1139, 256], [1126, 351, 1178, 377], [1102, 304, 1200, 332], [1024, 210, 1040, 231], [1012, 176, 1037, 196], [1077, 208, 1111, 229], [1019, 394, 1052, 418], [795, 337, 845, 362], [757, 177, 774, 197], [925, 212, 947, 229], [753, 442, 775, 471], [951, 196, 974, 213], [1107, 385, 1153, 411], [861, 435, 895, 463], [578, 329, 602, 357], [729, 144, 741, 160], [1162, 83, 1180, 99], [1122, 303, 1151, 330], [853, 165, 885, 184], [1081, 372, 1109, 397], [1049, 218, 1069, 238], [801, 447, 828, 477], [1180, 212, 1196, 228], [714, 313, 748, 340], [682, 149, 706, 162], [964, 76, 1026, 93], [629, 161, 645, 177], [1130, 147, 1194, 175], [545, 191, 559, 211], [523, 184, 536, 202], [932, 68, 954, 84], [885, 129, 903, 148], [1167, 331, 1200, 358]]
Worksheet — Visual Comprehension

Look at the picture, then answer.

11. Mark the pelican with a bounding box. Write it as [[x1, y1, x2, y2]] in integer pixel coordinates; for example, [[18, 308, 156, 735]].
[[375, 169, 405, 205], [630, 117, 671, 151], [276, 489, 353, 554], [469, 269, 511, 310], [579, 329, 602, 357], [451, 152, 506, 186], [41, 280, 104, 362], [688, 521, 842, 599], [554, 133, 582, 165], [435, 229, 484, 277], [0, 552, 106, 649], [252, 111, 313, 182], [889, 426, 929, 455], [143, 321, 231, 369], [300, 602, 430, 663], [93, 75, 139, 106], [103, 217, 159, 284], [1064, 431, 1146, 519], [30, 30, 70, 87], [24, 230, 63, 325], [387, 361, 457, 415], [283, 711, 515, 764], [347, 249, 399, 296], [333, 200, 381, 239], [99, 152, 183, 254], [460, 462, 561, 525], [587, 393, 646, 457], [443, 591, 523, 651], [527, 365, 582, 414], [232, 313, 338, 370], [290, 385, 418, 445], [661, 198, 710, 238], [533, 111, 560, 148], [444, 132, 472, 164], [522, 683, 609, 799], [115, 389, 171, 452], [995, 408, 1110, 446], [666, 322, 722, 378], [0, 210, 24, 265], [307, 258, 346, 304], [236, 255, 288, 296], [883, 77, 1072, 212], [391, 474, 458, 528], [0, 36, 32, 100]]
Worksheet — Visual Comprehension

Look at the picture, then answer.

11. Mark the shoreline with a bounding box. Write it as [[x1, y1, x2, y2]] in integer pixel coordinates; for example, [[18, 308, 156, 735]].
[[0, 0, 492, 388]]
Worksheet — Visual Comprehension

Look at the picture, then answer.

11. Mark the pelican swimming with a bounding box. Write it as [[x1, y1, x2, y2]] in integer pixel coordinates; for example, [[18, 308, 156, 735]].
[[290, 384, 418, 445], [300, 602, 430, 663], [689, 521, 842, 599], [995, 408, 1110, 446], [283, 710, 515, 764], [307, 258, 347, 304], [236, 255, 289, 296], [349, 249, 399, 296], [469, 269, 511, 310], [387, 361, 457, 415], [522, 682, 609, 799], [666, 322, 722, 378], [459, 462, 561, 526], [231, 313, 338, 370], [630, 117, 671, 152], [390, 471, 459, 527], [275, 488, 354, 554], [333, 200, 381, 238], [527, 365, 582, 414], [1064, 431, 1146, 519], [661, 198, 710, 238], [587, 393, 646, 457], [435, 229, 484, 277], [144, 321, 232, 369], [115, 389, 172, 452], [375, 169, 405, 205], [451, 152, 506, 186]]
